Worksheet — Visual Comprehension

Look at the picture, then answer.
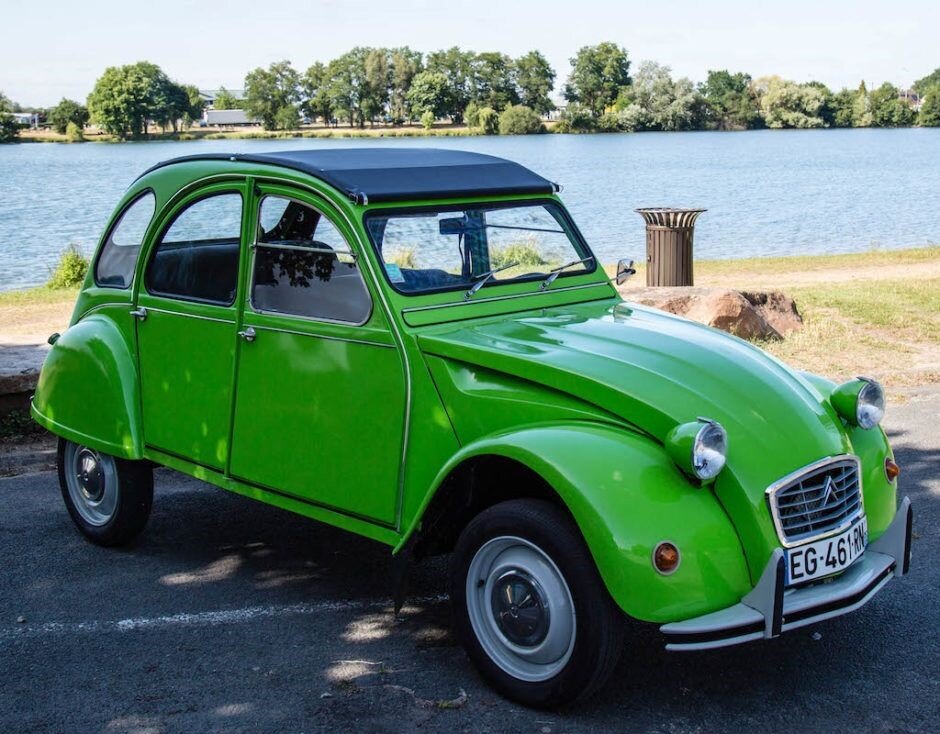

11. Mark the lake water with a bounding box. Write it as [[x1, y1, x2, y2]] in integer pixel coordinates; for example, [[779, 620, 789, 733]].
[[1, 128, 938, 291]]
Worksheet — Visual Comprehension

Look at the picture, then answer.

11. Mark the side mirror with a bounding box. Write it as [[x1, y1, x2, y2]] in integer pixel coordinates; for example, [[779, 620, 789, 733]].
[[615, 258, 636, 285]]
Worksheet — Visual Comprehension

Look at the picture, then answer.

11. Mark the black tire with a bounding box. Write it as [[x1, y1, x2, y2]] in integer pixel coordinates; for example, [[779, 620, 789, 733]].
[[450, 499, 624, 708], [57, 438, 153, 546]]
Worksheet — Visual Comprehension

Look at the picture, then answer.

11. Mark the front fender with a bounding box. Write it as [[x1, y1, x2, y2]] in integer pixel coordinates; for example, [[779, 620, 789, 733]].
[[405, 422, 753, 623], [31, 313, 143, 459]]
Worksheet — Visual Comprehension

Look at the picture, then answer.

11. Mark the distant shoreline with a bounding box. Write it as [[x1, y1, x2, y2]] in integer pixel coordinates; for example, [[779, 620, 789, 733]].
[[14, 121, 937, 144], [15, 123, 504, 144]]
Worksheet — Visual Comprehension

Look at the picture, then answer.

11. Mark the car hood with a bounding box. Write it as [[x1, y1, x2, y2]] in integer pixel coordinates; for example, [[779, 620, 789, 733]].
[[417, 299, 850, 576]]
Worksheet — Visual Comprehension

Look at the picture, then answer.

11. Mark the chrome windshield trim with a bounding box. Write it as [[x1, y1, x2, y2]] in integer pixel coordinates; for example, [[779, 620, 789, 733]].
[[765, 454, 864, 548]]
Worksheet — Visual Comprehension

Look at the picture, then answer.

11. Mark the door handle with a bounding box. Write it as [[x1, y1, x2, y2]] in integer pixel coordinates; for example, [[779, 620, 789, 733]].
[[238, 326, 257, 343], [130, 307, 148, 321]]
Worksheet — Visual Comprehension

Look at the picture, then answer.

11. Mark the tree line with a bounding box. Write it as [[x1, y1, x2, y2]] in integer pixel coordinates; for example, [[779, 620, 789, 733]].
[[2, 43, 939, 142]]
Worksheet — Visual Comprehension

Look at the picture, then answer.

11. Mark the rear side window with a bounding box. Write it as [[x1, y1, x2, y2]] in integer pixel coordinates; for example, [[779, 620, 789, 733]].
[[146, 193, 243, 305], [251, 196, 371, 324], [95, 192, 156, 288]]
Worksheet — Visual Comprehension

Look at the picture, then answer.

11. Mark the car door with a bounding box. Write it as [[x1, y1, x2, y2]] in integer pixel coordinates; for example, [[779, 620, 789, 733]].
[[228, 186, 406, 526], [135, 182, 247, 470]]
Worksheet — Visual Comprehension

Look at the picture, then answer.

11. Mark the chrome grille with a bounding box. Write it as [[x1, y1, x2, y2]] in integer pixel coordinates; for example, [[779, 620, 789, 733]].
[[767, 456, 863, 546]]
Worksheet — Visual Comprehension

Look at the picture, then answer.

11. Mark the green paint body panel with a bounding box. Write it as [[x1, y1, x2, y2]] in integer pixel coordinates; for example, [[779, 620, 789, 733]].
[[32, 155, 901, 625]]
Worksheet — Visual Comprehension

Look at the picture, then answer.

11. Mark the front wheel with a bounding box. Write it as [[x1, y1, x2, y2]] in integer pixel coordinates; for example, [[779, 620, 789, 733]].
[[451, 499, 624, 707], [57, 439, 153, 546]]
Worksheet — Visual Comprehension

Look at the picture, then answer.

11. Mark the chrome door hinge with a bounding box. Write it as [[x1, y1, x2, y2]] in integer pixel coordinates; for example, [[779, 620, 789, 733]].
[[130, 307, 148, 321], [237, 326, 257, 342]]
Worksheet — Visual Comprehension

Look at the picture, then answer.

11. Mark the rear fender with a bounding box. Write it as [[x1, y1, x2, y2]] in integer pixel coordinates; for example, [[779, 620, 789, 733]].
[[31, 313, 142, 459], [403, 422, 752, 623]]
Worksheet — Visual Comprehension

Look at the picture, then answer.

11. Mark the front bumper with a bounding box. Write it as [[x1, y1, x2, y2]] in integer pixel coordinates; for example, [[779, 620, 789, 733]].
[[661, 497, 912, 651]]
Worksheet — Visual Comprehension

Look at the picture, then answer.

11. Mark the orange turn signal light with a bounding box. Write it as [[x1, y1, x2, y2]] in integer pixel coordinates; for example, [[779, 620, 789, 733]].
[[653, 542, 681, 575], [885, 458, 900, 482]]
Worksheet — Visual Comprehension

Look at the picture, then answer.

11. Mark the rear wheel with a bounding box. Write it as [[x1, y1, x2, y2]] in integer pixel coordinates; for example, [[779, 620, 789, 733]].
[[58, 438, 153, 546], [451, 499, 624, 708]]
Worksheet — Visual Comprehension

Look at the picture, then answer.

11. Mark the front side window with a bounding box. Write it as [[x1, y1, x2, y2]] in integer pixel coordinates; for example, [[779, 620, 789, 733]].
[[95, 192, 156, 288], [365, 201, 594, 295], [251, 196, 371, 324], [146, 193, 243, 305]]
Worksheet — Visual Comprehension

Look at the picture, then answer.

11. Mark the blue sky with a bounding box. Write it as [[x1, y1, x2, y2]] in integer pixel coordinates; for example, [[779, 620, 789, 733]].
[[2, 0, 936, 106]]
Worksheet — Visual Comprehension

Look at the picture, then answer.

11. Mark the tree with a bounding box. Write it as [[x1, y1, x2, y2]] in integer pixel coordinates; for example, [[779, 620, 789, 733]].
[[426, 47, 475, 122], [301, 62, 333, 124], [868, 82, 916, 127], [514, 51, 555, 115], [498, 105, 544, 135], [65, 121, 84, 142], [153, 77, 192, 133], [181, 85, 205, 128], [406, 71, 452, 120], [323, 51, 365, 126], [0, 90, 17, 142], [48, 98, 89, 134], [362, 48, 391, 125], [913, 68, 940, 97], [804, 81, 835, 126], [919, 86, 940, 126], [389, 47, 423, 123], [755, 76, 826, 128], [85, 61, 195, 137], [852, 82, 872, 127], [420, 110, 435, 130], [828, 88, 858, 127], [700, 70, 759, 129], [617, 62, 705, 131], [477, 106, 499, 134], [213, 86, 238, 110], [471, 52, 518, 111], [87, 63, 157, 138], [564, 42, 631, 117], [244, 60, 301, 130]]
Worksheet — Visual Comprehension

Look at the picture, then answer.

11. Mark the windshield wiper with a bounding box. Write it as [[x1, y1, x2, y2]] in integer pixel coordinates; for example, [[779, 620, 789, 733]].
[[539, 256, 594, 290], [465, 261, 519, 299]]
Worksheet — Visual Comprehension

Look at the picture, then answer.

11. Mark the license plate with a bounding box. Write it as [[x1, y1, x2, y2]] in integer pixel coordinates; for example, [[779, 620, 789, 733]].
[[785, 516, 868, 586]]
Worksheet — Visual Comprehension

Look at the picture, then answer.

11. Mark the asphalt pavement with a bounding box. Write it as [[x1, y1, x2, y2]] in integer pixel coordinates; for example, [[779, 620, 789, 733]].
[[1, 388, 937, 733]]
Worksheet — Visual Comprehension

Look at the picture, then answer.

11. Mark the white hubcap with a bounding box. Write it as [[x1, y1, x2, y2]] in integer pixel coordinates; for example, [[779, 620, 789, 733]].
[[64, 443, 118, 526], [466, 536, 576, 682]]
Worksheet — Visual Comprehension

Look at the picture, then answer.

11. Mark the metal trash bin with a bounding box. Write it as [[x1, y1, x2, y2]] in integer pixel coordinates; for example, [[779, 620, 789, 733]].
[[635, 208, 706, 287]]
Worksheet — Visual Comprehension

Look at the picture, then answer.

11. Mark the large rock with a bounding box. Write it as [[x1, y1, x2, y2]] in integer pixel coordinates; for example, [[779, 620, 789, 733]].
[[619, 286, 802, 340]]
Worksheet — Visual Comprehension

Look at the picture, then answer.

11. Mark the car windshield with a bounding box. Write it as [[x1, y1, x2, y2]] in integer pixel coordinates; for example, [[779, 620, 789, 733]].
[[365, 201, 594, 295]]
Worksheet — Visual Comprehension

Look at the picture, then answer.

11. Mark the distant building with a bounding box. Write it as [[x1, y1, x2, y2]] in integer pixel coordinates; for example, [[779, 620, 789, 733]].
[[899, 89, 922, 111], [198, 89, 257, 126], [10, 112, 39, 128], [203, 109, 256, 126], [199, 89, 247, 108]]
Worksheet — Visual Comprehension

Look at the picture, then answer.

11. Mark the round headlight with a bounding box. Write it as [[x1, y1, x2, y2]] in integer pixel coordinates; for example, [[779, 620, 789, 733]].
[[692, 421, 728, 480], [665, 418, 728, 483], [857, 378, 885, 429], [831, 377, 885, 429]]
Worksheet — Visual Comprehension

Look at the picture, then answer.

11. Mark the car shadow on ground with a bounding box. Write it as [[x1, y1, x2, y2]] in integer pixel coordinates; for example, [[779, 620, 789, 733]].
[[5, 431, 935, 733], [108, 432, 938, 731]]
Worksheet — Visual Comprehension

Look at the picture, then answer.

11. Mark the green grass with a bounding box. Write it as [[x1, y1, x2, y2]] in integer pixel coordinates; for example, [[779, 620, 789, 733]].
[[791, 277, 940, 341], [758, 276, 940, 388], [0, 285, 79, 307]]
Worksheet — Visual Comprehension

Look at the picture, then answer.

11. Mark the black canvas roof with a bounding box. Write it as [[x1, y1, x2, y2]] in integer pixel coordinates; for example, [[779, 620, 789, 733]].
[[141, 148, 558, 204]]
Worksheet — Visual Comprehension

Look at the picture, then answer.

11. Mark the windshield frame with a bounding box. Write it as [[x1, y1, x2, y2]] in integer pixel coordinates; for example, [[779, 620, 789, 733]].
[[362, 198, 598, 298]]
